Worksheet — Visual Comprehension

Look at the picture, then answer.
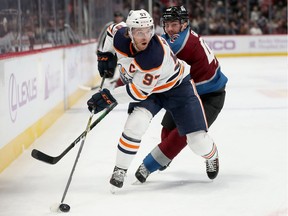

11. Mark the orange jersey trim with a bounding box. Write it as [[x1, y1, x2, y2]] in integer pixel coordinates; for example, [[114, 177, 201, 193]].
[[130, 83, 148, 100], [114, 46, 129, 57], [153, 63, 184, 92], [119, 137, 139, 149]]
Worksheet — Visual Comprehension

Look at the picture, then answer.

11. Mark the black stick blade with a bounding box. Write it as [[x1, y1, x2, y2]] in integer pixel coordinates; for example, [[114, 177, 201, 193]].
[[30, 102, 117, 165], [31, 149, 59, 165]]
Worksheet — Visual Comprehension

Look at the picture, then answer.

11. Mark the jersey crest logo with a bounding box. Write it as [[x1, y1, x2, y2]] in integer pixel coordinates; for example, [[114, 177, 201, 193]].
[[170, 34, 180, 43], [118, 63, 133, 84]]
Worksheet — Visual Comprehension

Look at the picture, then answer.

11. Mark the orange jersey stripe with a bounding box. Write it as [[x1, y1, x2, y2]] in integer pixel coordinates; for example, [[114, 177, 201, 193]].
[[114, 42, 136, 57], [153, 63, 184, 92], [114, 46, 129, 57], [130, 83, 148, 100], [119, 137, 139, 149]]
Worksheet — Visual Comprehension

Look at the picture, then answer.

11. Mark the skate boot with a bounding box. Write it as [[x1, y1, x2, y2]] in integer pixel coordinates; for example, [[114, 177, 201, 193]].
[[135, 163, 150, 183], [110, 166, 127, 188], [206, 157, 219, 180]]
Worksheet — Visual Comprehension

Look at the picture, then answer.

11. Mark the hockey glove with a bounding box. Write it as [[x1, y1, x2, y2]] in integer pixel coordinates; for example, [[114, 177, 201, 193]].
[[87, 88, 116, 113], [97, 50, 117, 78]]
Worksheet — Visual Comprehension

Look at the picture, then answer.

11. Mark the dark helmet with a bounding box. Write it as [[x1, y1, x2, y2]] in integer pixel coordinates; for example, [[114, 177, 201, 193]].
[[162, 5, 189, 23], [114, 11, 123, 18]]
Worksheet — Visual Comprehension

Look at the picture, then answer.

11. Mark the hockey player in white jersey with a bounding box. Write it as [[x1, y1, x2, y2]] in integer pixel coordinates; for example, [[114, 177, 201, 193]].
[[87, 9, 219, 189]]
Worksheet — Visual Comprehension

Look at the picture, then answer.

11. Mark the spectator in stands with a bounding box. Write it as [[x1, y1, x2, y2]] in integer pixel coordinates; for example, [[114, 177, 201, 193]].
[[97, 11, 124, 50], [250, 5, 260, 21], [214, 1, 226, 19], [153, 4, 165, 35], [113, 11, 124, 24], [216, 18, 228, 34], [239, 18, 250, 34], [274, 18, 287, 34], [249, 21, 263, 35], [227, 20, 239, 35], [257, 15, 269, 34], [46, 17, 57, 46], [58, 18, 80, 45], [0, 17, 14, 53], [0, 17, 7, 38]]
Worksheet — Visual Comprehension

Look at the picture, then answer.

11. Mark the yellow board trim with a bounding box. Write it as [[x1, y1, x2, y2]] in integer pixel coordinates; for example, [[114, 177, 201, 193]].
[[0, 77, 99, 173], [0, 102, 64, 173]]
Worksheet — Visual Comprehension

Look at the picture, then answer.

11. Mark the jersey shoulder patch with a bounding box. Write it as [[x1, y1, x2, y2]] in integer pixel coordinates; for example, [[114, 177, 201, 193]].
[[134, 36, 164, 71]]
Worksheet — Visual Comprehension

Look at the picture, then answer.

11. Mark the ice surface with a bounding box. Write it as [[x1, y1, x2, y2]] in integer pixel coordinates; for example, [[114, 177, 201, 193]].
[[0, 56, 287, 216]]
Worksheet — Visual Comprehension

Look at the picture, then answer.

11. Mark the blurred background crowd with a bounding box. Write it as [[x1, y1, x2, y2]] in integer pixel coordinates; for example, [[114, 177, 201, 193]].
[[0, 0, 287, 54]]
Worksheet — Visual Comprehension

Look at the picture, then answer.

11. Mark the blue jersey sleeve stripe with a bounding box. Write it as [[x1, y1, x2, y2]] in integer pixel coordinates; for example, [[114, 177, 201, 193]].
[[117, 145, 137, 155]]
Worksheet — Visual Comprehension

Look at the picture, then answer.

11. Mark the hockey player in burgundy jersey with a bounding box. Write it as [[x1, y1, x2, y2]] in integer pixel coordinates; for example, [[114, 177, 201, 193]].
[[135, 6, 228, 183], [87, 9, 220, 190]]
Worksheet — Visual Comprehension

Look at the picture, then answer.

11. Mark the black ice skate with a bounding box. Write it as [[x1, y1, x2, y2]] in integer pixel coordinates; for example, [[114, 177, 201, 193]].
[[110, 166, 127, 188], [135, 163, 150, 183], [206, 157, 219, 180]]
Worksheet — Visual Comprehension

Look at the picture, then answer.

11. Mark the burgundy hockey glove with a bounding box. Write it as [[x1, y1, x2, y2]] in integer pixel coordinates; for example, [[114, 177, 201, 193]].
[[97, 50, 117, 78], [87, 88, 116, 113]]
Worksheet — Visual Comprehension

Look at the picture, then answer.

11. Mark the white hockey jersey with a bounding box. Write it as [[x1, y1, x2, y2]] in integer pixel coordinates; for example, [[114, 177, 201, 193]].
[[100, 22, 190, 103]]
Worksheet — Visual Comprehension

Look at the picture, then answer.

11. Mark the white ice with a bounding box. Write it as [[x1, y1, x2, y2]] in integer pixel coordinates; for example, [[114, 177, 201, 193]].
[[0, 56, 287, 216]]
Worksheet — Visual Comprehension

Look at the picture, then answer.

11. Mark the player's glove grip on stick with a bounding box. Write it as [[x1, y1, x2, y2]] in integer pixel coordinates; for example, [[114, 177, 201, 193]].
[[97, 50, 117, 78], [87, 88, 116, 114]]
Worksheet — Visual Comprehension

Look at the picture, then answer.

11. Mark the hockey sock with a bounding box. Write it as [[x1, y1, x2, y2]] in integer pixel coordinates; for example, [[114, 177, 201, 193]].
[[143, 153, 162, 173], [158, 128, 187, 159], [203, 143, 218, 160], [116, 133, 141, 169]]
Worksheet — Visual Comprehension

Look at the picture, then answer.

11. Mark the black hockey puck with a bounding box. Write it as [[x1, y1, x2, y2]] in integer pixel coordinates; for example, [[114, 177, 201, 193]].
[[59, 203, 70, 212]]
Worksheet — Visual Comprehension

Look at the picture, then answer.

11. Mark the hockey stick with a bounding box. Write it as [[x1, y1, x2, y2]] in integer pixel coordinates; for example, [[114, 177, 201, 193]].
[[31, 75, 112, 165], [31, 102, 117, 164], [58, 110, 93, 211]]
